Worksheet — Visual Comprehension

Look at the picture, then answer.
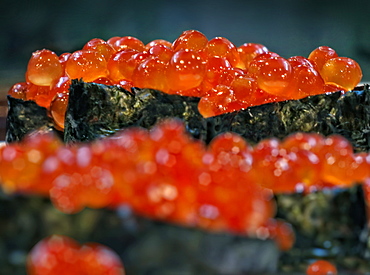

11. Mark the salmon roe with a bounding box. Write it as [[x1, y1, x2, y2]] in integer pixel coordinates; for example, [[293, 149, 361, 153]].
[[9, 30, 363, 127], [27, 235, 125, 275], [306, 260, 337, 275], [1, 119, 370, 245]]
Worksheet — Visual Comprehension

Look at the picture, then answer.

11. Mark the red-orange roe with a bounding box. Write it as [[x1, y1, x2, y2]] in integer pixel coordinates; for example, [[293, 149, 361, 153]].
[[111, 36, 145, 52], [7, 82, 28, 100], [26, 49, 63, 87], [65, 50, 108, 82], [167, 49, 206, 93], [320, 57, 363, 91], [132, 57, 169, 92], [237, 43, 269, 69], [27, 235, 125, 275], [50, 92, 69, 129], [306, 260, 337, 275], [8, 30, 365, 122], [308, 46, 338, 72], [172, 29, 208, 52], [205, 37, 240, 67], [255, 56, 293, 97]]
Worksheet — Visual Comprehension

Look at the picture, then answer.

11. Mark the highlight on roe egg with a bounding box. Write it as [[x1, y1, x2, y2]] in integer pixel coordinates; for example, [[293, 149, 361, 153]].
[[27, 235, 81, 275], [7, 82, 28, 100], [82, 38, 115, 61], [127, 52, 151, 80], [48, 76, 71, 103], [308, 46, 338, 72], [288, 56, 315, 68], [247, 51, 280, 77], [146, 39, 173, 49], [79, 243, 126, 275], [116, 79, 134, 91], [230, 75, 258, 104], [27, 235, 126, 275], [201, 56, 232, 94], [318, 135, 358, 187], [109, 51, 151, 83], [49, 143, 116, 214], [254, 56, 293, 97], [205, 37, 240, 67], [26, 49, 63, 87], [107, 49, 139, 82], [218, 67, 246, 87], [288, 63, 325, 99], [306, 260, 337, 275], [237, 43, 269, 69], [106, 36, 121, 49], [132, 56, 169, 92], [167, 49, 207, 93], [281, 132, 324, 190], [26, 83, 53, 108], [249, 138, 299, 192], [172, 29, 209, 52], [59, 52, 71, 71], [0, 132, 62, 194], [65, 50, 108, 82], [320, 57, 363, 91], [110, 35, 145, 52], [198, 84, 237, 118], [91, 77, 113, 85], [50, 92, 69, 130], [148, 44, 174, 62]]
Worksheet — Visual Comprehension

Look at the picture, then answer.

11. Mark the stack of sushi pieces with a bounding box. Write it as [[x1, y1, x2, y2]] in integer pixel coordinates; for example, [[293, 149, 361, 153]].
[[4, 80, 370, 273]]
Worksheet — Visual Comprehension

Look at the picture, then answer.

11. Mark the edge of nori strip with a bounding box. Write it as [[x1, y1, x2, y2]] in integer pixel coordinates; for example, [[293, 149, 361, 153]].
[[64, 80, 370, 152], [64, 79, 206, 143], [5, 96, 55, 143], [228, 84, 370, 152], [7, 79, 370, 153]]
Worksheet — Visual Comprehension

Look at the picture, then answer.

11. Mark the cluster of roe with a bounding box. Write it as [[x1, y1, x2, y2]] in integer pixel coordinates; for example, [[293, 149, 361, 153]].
[[27, 235, 125, 275], [8, 30, 363, 128], [306, 260, 337, 275], [2, 119, 370, 248]]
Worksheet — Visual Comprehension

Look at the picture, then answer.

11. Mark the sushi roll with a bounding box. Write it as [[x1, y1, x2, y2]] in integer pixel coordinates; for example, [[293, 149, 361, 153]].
[[1, 30, 369, 274]]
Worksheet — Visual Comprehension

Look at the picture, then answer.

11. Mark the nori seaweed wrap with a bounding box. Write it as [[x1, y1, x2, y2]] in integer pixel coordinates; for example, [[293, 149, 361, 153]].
[[63, 81, 370, 153], [6, 80, 370, 152], [6, 96, 55, 143], [4, 80, 370, 273]]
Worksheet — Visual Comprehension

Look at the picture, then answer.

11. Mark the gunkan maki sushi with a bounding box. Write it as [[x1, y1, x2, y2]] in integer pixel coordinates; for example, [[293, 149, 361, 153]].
[[2, 30, 369, 274]]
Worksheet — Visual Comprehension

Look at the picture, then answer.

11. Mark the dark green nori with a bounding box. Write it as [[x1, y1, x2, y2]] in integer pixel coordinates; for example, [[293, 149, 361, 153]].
[[63, 80, 370, 153], [64, 79, 206, 143], [5, 96, 55, 143], [4, 80, 370, 273], [227, 85, 370, 152], [6, 80, 370, 151], [276, 185, 369, 271]]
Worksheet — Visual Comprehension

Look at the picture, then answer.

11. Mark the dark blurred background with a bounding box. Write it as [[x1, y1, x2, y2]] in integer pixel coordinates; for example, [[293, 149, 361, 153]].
[[0, 0, 370, 139]]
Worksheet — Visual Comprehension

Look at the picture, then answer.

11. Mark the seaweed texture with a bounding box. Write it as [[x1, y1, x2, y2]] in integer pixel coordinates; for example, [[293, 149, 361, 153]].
[[5, 96, 55, 143], [6, 80, 370, 152], [64, 79, 205, 143], [4, 81, 370, 273], [63, 80, 370, 152]]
